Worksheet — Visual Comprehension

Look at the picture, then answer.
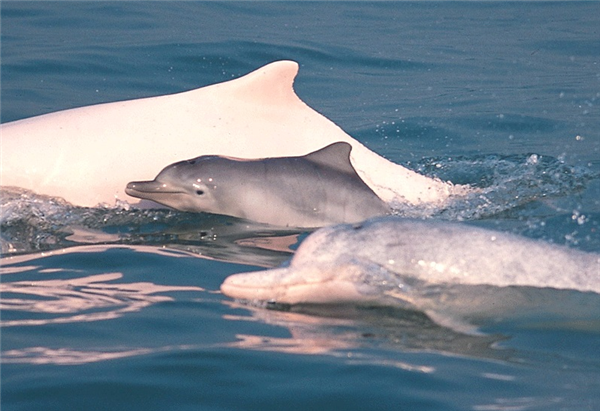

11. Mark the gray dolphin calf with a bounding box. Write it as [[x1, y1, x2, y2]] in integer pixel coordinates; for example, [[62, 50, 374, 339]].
[[125, 142, 391, 228]]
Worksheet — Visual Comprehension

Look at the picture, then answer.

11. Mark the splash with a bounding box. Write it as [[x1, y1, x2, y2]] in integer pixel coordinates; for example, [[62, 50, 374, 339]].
[[0, 187, 300, 266], [409, 153, 596, 219]]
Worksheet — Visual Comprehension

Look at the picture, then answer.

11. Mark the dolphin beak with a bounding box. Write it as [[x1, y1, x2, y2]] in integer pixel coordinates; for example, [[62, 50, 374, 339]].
[[125, 180, 181, 198], [220, 269, 289, 302], [220, 267, 368, 305]]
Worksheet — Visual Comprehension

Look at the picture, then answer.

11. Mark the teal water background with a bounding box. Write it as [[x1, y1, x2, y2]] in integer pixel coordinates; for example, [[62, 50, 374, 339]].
[[2, 2, 600, 410]]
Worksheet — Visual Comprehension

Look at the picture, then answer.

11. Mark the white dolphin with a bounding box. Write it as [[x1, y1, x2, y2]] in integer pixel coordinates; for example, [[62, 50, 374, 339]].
[[221, 217, 600, 306], [1, 60, 467, 209]]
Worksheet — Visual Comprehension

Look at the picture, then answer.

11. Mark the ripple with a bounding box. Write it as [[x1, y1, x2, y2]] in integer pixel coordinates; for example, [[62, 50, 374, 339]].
[[0, 250, 204, 327]]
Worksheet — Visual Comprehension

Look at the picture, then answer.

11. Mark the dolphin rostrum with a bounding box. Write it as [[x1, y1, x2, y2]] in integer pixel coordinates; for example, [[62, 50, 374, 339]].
[[125, 142, 391, 228]]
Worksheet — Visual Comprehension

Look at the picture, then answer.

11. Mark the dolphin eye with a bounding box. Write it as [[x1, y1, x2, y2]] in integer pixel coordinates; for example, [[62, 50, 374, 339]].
[[196, 190, 205, 195]]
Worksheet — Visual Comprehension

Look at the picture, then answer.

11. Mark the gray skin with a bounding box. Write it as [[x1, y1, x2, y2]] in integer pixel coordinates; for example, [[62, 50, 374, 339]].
[[125, 142, 391, 228]]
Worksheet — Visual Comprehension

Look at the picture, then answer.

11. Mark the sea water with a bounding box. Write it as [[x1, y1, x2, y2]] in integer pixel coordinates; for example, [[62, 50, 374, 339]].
[[1, 2, 599, 410]]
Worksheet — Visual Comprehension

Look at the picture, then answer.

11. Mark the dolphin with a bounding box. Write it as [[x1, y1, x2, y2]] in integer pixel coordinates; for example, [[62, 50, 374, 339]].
[[125, 142, 391, 228], [221, 217, 600, 307], [1, 60, 468, 209]]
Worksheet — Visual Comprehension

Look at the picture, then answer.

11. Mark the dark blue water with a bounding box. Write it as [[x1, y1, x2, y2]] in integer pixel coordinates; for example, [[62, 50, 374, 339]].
[[2, 2, 600, 410]]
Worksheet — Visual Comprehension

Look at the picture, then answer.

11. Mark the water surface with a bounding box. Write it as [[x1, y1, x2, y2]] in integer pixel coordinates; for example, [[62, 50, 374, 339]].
[[2, 2, 600, 410]]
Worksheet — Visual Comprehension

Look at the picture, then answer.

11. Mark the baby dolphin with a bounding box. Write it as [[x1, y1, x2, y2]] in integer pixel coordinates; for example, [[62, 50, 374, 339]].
[[125, 142, 391, 228]]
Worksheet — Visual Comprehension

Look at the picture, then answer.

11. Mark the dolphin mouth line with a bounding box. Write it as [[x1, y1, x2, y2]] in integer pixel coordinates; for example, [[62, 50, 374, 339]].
[[125, 182, 185, 196], [125, 187, 183, 195]]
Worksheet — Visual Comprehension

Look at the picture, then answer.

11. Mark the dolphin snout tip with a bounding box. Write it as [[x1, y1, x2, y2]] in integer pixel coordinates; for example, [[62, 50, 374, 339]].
[[125, 180, 162, 199], [220, 271, 281, 300], [125, 180, 163, 193], [125, 181, 148, 194]]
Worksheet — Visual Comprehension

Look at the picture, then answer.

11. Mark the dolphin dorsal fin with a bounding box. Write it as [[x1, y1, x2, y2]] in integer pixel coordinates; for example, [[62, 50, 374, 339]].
[[302, 142, 356, 174], [226, 60, 301, 106]]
